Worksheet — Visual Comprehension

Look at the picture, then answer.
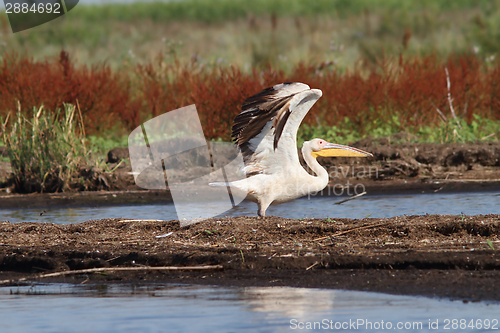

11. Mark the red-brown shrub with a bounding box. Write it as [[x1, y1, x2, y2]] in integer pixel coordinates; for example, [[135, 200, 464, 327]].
[[0, 51, 134, 134], [1, 52, 499, 140]]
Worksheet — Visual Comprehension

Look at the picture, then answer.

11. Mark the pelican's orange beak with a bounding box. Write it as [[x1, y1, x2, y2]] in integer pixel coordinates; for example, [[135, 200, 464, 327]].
[[311, 143, 373, 158]]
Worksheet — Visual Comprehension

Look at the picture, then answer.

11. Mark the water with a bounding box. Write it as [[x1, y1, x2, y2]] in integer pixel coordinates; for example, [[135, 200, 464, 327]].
[[1, 284, 499, 333], [1, 191, 499, 224]]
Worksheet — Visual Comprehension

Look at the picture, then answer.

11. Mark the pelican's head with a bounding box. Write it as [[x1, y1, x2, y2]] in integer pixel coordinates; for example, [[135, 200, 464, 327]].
[[307, 138, 373, 158]]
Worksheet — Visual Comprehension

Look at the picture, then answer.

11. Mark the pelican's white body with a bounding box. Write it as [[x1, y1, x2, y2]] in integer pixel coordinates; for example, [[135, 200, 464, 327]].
[[216, 82, 371, 216], [229, 139, 330, 215]]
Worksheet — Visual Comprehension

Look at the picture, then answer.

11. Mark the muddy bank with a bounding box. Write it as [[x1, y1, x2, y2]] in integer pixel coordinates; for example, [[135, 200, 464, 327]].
[[115, 138, 500, 187], [1, 215, 500, 301]]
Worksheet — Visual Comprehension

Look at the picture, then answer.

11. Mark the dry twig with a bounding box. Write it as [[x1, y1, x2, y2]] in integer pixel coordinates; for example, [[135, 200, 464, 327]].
[[306, 262, 319, 270], [313, 221, 389, 242]]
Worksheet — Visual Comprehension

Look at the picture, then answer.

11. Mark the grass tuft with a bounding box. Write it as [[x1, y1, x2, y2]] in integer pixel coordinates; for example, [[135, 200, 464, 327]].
[[1, 104, 92, 193]]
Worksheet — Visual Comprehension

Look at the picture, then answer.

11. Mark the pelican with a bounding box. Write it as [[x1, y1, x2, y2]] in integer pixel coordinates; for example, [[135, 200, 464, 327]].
[[221, 82, 372, 217]]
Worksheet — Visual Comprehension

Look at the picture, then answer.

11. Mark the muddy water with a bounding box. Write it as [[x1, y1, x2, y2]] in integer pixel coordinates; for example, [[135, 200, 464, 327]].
[[1, 191, 499, 224], [1, 284, 499, 333]]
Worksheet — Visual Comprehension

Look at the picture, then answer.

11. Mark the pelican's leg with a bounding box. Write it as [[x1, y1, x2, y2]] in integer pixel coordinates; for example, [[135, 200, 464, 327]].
[[257, 206, 266, 217], [257, 199, 271, 217]]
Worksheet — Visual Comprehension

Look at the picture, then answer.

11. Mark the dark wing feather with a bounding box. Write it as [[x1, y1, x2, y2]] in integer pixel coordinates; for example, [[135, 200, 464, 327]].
[[273, 108, 292, 150], [231, 82, 308, 159]]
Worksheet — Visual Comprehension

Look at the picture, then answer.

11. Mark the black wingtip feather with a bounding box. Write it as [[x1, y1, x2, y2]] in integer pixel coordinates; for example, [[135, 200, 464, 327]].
[[232, 82, 306, 154]]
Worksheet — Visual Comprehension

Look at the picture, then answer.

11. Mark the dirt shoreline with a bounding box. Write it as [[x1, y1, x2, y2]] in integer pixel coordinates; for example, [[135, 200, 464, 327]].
[[2, 139, 500, 201], [1, 215, 500, 301]]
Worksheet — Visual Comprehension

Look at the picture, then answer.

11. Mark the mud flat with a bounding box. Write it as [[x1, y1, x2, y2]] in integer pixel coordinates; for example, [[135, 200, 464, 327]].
[[1, 215, 499, 301]]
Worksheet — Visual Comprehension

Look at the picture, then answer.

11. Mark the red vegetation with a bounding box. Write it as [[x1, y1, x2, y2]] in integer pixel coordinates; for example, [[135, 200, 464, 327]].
[[0, 51, 137, 133], [0, 52, 499, 139]]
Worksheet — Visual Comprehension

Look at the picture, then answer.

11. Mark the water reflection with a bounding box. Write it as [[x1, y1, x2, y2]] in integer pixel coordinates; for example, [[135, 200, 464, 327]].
[[1, 283, 500, 333], [243, 287, 335, 321]]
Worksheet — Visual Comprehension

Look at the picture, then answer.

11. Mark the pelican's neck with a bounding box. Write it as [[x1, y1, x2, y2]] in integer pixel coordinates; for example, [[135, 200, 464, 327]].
[[301, 143, 329, 185]]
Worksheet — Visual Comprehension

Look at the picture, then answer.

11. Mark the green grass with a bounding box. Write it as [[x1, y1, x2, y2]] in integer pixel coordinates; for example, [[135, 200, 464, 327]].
[[297, 114, 500, 146], [0, 104, 92, 192], [87, 134, 128, 155], [1, 0, 500, 70], [40, 0, 498, 23]]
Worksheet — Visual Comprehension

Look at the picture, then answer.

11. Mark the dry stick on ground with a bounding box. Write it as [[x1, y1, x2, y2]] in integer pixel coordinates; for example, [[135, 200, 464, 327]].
[[0, 265, 224, 285], [481, 133, 496, 140], [312, 221, 390, 242], [306, 262, 319, 270]]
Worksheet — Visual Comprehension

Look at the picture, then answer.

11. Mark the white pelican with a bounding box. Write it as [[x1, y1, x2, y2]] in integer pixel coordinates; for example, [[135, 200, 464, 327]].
[[224, 82, 372, 217]]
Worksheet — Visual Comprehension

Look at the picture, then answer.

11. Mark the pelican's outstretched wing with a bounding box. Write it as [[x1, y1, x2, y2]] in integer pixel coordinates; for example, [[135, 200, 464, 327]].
[[232, 82, 322, 175]]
